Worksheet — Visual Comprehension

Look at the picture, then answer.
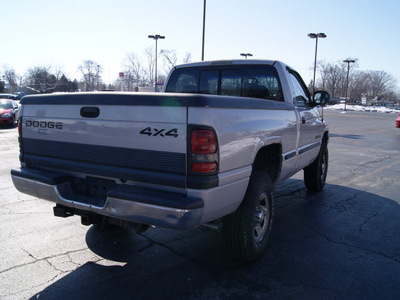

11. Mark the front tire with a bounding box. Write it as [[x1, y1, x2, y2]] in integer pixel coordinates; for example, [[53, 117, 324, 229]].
[[223, 171, 274, 262], [11, 116, 17, 128], [304, 143, 328, 192]]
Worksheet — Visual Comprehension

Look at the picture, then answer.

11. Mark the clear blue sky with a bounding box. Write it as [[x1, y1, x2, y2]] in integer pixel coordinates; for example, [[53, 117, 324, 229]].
[[2, 0, 400, 88]]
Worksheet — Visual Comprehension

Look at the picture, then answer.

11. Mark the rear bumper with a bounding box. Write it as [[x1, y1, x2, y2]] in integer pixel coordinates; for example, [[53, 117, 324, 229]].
[[11, 168, 204, 230]]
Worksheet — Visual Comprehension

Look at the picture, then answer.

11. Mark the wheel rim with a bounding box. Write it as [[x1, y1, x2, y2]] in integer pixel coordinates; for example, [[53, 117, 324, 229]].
[[253, 192, 270, 243]]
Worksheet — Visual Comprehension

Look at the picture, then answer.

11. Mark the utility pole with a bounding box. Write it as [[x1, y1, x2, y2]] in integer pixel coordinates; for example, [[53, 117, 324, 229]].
[[308, 33, 327, 97], [343, 59, 355, 112], [202, 0, 206, 61], [148, 34, 165, 92], [240, 53, 253, 59]]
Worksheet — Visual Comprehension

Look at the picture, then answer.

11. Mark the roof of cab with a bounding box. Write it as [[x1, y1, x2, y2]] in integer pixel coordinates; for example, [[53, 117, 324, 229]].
[[173, 59, 282, 69]]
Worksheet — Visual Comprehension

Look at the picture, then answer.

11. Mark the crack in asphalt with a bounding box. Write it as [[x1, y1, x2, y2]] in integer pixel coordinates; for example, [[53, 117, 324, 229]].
[[313, 229, 400, 264], [0, 247, 98, 275], [323, 191, 364, 214], [356, 155, 393, 167], [0, 197, 40, 209], [359, 213, 378, 233], [328, 152, 400, 186]]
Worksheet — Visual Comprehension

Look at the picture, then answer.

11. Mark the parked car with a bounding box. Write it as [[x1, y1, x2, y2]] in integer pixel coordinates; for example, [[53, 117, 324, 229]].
[[0, 93, 20, 100], [0, 99, 20, 127], [395, 114, 400, 128]]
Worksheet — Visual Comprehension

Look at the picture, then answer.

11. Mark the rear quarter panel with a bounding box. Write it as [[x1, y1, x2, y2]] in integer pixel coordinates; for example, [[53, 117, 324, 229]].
[[188, 104, 298, 180]]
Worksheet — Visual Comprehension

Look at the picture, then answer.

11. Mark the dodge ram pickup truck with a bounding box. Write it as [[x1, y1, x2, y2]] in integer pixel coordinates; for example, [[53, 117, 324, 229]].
[[11, 60, 329, 261]]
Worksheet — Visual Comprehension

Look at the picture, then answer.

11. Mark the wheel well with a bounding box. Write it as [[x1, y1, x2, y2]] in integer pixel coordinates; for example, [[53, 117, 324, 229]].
[[323, 131, 329, 144], [252, 144, 282, 184]]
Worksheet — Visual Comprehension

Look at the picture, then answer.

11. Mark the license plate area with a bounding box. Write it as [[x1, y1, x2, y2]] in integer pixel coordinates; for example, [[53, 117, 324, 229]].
[[85, 177, 117, 199], [65, 176, 117, 206]]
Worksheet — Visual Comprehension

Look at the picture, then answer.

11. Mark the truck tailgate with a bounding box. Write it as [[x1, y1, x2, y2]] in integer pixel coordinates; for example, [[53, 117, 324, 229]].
[[20, 93, 188, 187]]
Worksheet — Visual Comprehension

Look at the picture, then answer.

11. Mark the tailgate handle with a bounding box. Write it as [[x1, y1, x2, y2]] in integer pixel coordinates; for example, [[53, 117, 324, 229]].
[[80, 107, 100, 118]]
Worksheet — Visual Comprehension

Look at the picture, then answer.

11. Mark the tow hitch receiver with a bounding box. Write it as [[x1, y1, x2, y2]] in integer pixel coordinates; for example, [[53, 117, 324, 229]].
[[53, 205, 74, 218]]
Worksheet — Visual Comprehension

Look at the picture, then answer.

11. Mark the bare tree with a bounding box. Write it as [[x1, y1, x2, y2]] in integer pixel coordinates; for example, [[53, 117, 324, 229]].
[[25, 66, 58, 93], [350, 71, 370, 101], [183, 52, 192, 64], [368, 70, 396, 99], [121, 50, 193, 88], [3, 67, 20, 93], [124, 52, 144, 89], [160, 49, 177, 77], [78, 60, 101, 91], [143, 47, 154, 86], [317, 61, 346, 97], [317, 60, 359, 98]]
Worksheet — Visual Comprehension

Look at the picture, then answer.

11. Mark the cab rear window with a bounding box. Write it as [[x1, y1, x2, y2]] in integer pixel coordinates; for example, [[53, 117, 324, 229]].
[[165, 65, 284, 101]]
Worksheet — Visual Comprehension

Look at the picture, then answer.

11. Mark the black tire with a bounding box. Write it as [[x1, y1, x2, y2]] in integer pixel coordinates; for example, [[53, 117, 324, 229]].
[[223, 171, 274, 262], [304, 143, 328, 192], [11, 116, 17, 128]]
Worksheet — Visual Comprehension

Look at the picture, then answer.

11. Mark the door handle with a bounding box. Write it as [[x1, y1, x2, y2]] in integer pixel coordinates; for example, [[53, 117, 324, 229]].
[[80, 107, 100, 118]]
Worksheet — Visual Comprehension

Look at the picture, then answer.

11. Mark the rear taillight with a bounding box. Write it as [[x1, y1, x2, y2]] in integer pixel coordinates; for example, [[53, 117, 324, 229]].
[[190, 128, 218, 174], [18, 117, 24, 161], [191, 162, 218, 173], [191, 130, 216, 154], [18, 118, 22, 137]]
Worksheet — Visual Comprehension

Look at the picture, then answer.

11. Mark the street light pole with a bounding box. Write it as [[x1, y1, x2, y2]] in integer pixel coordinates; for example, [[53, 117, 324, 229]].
[[240, 53, 253, 59], [202, 0, 206, 61], [308, 33, 326, 97], [343, 59, 355, 112], [148, 34, 165, 92]]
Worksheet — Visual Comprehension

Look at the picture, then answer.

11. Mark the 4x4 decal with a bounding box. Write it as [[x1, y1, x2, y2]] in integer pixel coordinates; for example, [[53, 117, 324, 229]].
[[140, 127, 178, 138]]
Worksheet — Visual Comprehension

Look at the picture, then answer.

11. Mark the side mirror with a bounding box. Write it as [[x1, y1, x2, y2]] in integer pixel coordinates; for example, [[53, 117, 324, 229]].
[[313, 91, 330, 106]]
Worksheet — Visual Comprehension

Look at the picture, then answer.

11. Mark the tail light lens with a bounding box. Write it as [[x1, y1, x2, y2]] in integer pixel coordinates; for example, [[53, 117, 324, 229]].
[[18, 118, 22, 137], [190, 128, 218, 174], [191, 162, 217, 173], [191, 130, 216, 154], [18, 117, 24, 162]]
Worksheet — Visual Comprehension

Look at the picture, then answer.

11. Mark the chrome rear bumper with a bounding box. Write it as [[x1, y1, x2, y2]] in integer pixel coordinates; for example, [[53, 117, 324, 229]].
[[11, 168, 203, 230]]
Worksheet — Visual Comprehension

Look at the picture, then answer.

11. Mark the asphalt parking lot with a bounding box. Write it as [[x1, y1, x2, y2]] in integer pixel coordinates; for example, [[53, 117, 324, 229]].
[[1, 109, 400, 300]]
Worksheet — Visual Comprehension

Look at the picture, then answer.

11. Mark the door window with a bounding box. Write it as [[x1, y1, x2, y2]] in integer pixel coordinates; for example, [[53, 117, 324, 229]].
[[287, 71, 310, 107]]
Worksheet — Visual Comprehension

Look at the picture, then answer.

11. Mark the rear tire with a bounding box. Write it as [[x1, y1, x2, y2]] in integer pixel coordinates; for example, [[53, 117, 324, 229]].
[[304, 143, 328, 192], [223, 171, 274, 262], [11, 116, 17, 128]]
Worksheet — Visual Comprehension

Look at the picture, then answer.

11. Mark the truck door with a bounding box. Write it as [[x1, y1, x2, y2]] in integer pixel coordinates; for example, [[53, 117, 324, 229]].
[[287, 70, 324, 170]]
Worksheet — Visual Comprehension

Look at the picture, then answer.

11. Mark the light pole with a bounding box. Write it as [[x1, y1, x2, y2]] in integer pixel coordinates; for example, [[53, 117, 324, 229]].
[[240, 53, 253, 59], [202, 0, 206, 61], [148, 34, 165, 92], [343, 59, 355, 112], [308, 33, 326, 97]]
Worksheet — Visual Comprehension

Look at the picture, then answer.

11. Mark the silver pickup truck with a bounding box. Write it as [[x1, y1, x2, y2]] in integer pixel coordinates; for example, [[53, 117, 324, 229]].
[[11, 60, 329, 261]]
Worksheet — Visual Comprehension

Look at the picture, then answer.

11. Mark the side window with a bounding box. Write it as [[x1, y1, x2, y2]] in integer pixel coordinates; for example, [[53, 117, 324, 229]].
[[165, 69, 199, 93], [288, 72, 310, 107]]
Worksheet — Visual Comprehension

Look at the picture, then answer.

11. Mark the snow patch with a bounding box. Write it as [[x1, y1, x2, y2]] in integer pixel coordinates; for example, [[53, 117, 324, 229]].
[[325, 104, 400, 114]]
